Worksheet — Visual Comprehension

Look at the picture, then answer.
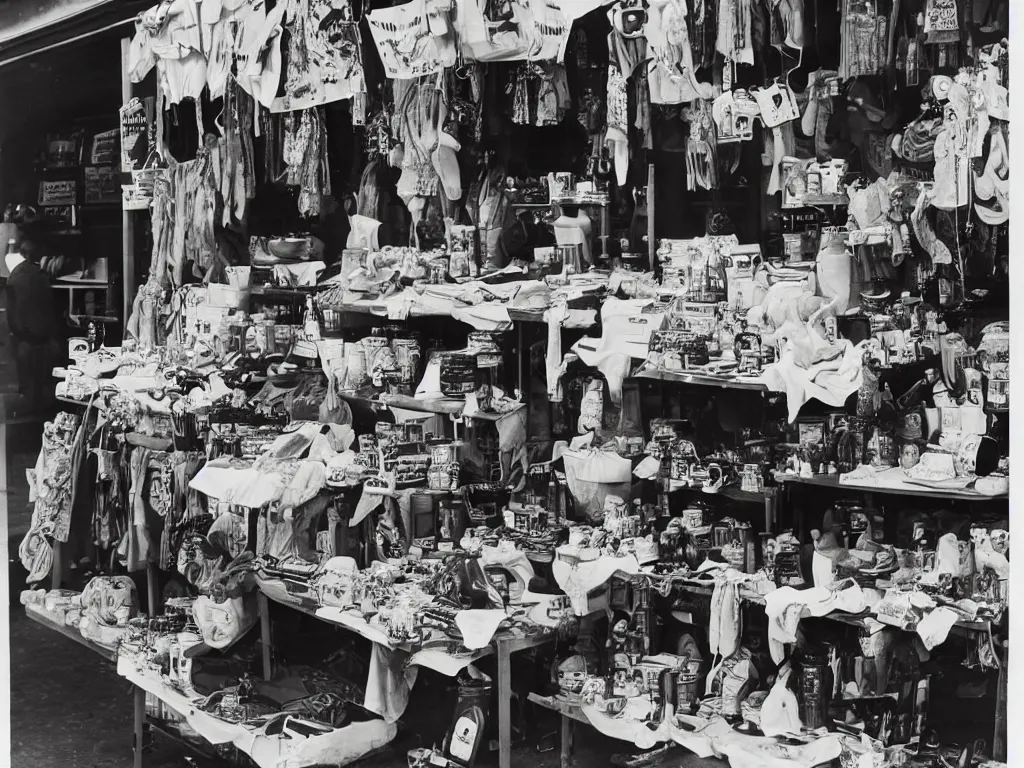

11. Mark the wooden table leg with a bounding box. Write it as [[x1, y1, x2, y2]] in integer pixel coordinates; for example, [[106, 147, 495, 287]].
[[497, 638, 512, 768], [51, 540, 63, 591], [146, 563, 160, 616], [259, 592, 272, 681], [993, 637, 1007, 761], [560, 714, 573, 768], [133, 684, 146, 768]]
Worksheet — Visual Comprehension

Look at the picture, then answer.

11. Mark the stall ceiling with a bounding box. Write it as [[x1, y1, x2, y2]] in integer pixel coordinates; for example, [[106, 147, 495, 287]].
[[0, 0, 144, 65]]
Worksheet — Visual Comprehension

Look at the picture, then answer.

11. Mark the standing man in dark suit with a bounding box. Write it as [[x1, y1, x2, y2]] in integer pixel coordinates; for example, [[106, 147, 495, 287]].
[[6, 221, 59, 415]]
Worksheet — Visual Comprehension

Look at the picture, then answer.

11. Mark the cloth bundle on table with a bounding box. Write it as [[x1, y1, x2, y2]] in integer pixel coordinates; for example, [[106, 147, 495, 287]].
[[760, 328, 864, 422]]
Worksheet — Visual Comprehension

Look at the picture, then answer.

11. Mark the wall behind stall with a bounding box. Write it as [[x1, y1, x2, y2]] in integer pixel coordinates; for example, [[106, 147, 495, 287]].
[[0, 28, 126, 321]]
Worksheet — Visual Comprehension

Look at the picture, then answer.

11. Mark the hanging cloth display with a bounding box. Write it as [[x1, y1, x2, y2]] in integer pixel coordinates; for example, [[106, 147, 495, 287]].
[[202, 0, 268, 99], [458, 0, 571, 63], [645, 0, 709, 105], [267, 0, 364, 112], [924, 0, 959, 43], [368, 0, 457, 79], [715, 0, 753, 66]]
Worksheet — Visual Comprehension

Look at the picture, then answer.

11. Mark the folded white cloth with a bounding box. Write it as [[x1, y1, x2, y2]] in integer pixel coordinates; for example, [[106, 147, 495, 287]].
[[763, 584, 866, 663], [761, 338, 863, 422]]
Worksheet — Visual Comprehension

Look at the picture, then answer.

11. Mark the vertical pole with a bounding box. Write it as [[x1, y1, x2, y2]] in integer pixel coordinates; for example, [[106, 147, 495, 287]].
[[764, 488, 775, 534], [559, 714, 573, 768], [146, 563, 159, 616], [497, 638, 512, 768], [51, 541, 63, 591], [259, 592, 272, 681], [516, 322, 525, 397], [647, 163, 656, 272], [133, 684, 145, 768], [994, 635, 1006, 760], [120, 37, 135, 328]]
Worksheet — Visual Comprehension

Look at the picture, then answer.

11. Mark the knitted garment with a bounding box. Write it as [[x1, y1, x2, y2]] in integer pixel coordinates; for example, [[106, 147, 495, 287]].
[[19, 413, 82, 581], [647, 0, 706, 104], [283, 108, 330, 218], [395, 79, 441, 205]]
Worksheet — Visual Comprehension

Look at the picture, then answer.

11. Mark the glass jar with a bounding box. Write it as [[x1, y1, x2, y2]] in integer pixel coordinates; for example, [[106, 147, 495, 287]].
[[468, 331, 506, 404], [797, 648, 834, 730], [439, 353, 476, 396], [391, 334, 422, 387]]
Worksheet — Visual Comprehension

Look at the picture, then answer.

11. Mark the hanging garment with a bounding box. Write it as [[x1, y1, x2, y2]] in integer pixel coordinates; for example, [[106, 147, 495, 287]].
[[716, 0, 754, 65], [129, 0, 208, 107], [368, 0, 457, 79], [270, 0, 364, 113], [239, 0, 286, 108], [686, 101, 719, 191], [769, 0, 804, 50], [815, 233, 854, 314], [645, 0, 708, 104], [394, 79, 442, 206], [931, 125, 969, 210], [839, 0, 886, 79], [283, 108, 331, 218], [459, 0, 571, 62], [606, 64, 630, 186], [202, 0, 267, 99]]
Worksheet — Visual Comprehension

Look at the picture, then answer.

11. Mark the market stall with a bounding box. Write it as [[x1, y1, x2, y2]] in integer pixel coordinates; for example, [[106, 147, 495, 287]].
[[14, 0, 1010, 766]]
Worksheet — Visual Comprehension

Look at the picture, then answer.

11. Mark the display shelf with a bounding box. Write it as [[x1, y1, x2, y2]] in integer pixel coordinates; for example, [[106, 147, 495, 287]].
[[24, 604, 118, 662], [56, 395, 105, 412], [528, 692, 589, 725], [672, 483, 773, 504], [145, 717, 221, 764], [257, 585, 552, 768], [718, 486, 774, 504], [250, 283, 316, 295], [69, 313, 120, 325], [772, 470, 1008, 501], [339, 391, 464, 416], [55, 276, 108, 286], [660, 576, 990, 634], [338, 391, 526, 422], [821, 610, 991, 634], [633, 368, 768, 392]]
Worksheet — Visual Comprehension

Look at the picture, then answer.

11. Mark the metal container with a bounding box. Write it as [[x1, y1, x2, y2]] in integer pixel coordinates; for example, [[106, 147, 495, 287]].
[[797, 649, 833, 730]]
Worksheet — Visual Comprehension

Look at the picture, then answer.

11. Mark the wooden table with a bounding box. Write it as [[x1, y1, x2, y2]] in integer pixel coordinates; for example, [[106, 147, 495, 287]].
[[527, 693, 589, 768], [495, 632, 556, 768], [258, 589, 554, 768]]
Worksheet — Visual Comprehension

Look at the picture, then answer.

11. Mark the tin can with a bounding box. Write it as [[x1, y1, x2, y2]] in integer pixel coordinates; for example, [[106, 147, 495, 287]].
[[439, 353, 476, 395], [797, 649, 833, 730]]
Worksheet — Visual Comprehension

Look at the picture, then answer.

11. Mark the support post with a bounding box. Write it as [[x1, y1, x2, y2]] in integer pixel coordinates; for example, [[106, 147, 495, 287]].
[[647, 164, 656, 271], [559, 714, 573, 768], [259, 592, 272, 681], [994, 635, 1007, 760], [497, 637, 512, 768], [120, 37, 135, 327], [51, 541, 63, 591], [133, 684, 145, 768], [146, 563, 159, 616]]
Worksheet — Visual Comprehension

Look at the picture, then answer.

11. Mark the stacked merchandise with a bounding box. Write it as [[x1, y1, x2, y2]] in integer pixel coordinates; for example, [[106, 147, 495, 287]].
[[18, 0, 1009, 767]]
